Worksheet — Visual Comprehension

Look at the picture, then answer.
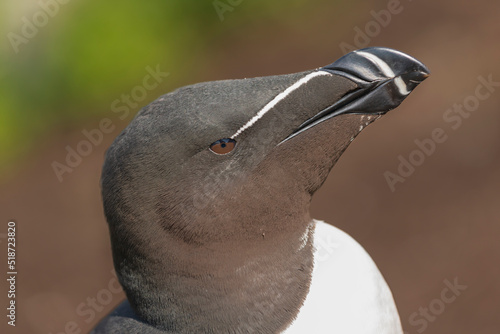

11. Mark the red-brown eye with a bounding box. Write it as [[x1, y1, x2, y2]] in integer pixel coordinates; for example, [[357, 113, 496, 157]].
[[209, 138, 237, 155]]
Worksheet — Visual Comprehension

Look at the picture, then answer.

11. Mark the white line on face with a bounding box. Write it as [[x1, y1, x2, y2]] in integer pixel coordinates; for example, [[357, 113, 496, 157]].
[[230, 71, 332, 139], [354, 50, 410, 96]]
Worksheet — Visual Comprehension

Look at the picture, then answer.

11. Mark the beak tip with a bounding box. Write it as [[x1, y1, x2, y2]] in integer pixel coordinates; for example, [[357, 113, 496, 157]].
[[405, 70, 430, 84]]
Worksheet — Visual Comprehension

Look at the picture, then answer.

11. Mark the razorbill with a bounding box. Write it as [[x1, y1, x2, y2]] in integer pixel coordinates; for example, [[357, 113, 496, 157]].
[[93, 47, 429, 334]]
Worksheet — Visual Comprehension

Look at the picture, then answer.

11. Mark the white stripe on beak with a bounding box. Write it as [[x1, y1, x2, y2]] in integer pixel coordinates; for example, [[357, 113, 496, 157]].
[[354, 50, 410, 96]]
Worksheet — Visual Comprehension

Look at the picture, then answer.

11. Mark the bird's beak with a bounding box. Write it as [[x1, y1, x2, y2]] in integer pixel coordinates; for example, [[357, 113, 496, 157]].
[[281, 47, 430, 143]]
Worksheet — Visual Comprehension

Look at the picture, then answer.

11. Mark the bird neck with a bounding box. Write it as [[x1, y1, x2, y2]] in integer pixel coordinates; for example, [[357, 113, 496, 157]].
[[114, 218, 316, 333]]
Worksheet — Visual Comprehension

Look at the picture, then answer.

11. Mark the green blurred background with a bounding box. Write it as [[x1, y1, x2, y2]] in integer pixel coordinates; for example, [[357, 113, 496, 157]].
[[1, 0, 499, 333], [0, 0, 346, 179]]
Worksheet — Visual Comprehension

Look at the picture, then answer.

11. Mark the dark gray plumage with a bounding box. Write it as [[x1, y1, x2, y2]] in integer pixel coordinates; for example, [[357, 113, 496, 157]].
[[93, 47, 429, 333]]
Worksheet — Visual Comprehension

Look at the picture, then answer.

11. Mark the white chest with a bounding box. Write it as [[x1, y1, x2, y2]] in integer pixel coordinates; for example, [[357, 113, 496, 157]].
[[283, 220, 403, 334]]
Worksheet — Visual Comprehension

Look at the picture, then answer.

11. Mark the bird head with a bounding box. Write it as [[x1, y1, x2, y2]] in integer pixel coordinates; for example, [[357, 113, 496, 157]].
[[102, 47, 429, 245]]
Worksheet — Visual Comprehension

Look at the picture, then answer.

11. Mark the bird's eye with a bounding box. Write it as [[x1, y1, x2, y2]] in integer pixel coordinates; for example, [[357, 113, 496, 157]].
[[210, 138, 237, 155]]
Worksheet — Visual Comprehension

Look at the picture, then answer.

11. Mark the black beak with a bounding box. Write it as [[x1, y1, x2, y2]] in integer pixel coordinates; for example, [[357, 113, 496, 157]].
[[282, 47, 429, 142]]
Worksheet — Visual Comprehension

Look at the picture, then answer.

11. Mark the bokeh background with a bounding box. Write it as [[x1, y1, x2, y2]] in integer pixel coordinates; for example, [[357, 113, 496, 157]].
[[1, 0, 499, 333]]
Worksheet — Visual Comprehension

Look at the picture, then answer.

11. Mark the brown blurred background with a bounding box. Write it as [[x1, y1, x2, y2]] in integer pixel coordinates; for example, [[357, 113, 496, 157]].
[[1, 0, 499, 333]]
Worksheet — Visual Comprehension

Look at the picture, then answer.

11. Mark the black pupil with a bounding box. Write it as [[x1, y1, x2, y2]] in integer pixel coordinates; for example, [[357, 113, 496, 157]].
[[211, 138, 235, 154]]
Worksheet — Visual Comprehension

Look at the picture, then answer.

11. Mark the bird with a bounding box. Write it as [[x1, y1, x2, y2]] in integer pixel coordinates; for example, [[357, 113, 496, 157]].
[[93, 47, 429, 334]]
